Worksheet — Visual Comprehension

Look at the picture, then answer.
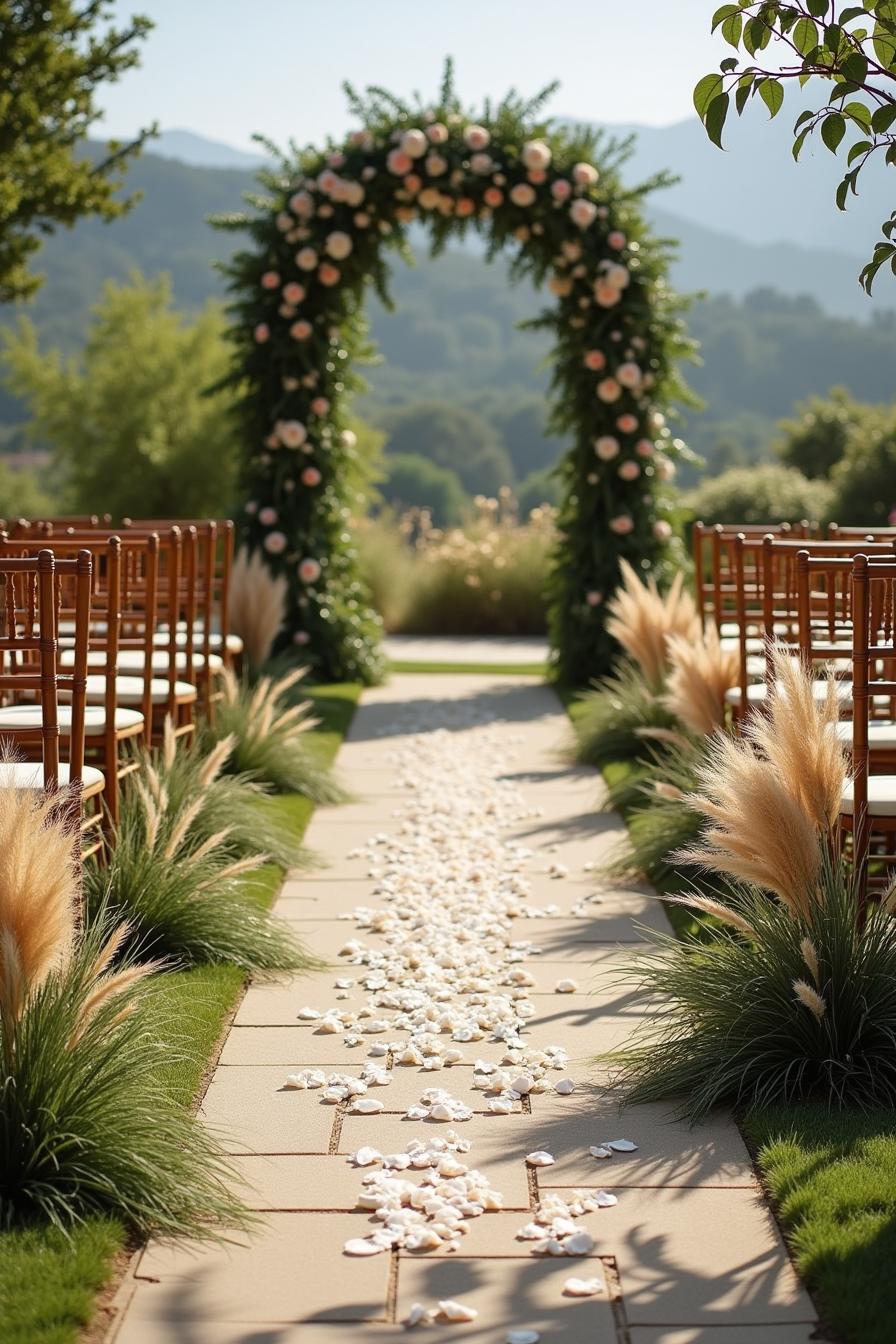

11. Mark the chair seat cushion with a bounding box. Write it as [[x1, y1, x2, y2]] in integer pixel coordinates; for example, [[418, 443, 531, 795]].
[[60, 649, 223, 674], [842, 776, 896, 817], [725, 680, 853, 706], [0, 762, 105, 792], [835, 720, 896, 750], [85, 675, 197, 707], [0, 705, 144, 736], [153, 629, 243, 654]]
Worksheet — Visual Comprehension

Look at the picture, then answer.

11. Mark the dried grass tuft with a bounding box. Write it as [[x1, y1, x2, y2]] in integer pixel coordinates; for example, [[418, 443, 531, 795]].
[[228, 547, 288, 674], [663, 621, 739, 736], [605, 560, 700, 689], [793, 978, 827, 1019]]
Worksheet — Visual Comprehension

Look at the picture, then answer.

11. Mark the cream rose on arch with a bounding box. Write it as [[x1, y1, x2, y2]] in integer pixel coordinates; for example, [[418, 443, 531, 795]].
[[464, 123, 490, 150], [521, 139, 552, 171]]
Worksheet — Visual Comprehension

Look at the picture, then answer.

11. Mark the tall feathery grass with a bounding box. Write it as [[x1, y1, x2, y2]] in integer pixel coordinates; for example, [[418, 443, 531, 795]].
[[143, 719, 309, 870], [228, 546, 288, 676], [200, 667, 344, 800], [86, 758, 314, 969], [604, 733, 710, 888], [610, 647, 896, 1116], [571, 563, 700, 769], [0, 787, 245, 1232], [662, 621, 739, 737]]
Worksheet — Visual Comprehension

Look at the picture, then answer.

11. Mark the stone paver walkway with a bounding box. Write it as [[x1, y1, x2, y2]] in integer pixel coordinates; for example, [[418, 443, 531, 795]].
[[112, 675, 818, 1344], [384, 635, 548, 666]]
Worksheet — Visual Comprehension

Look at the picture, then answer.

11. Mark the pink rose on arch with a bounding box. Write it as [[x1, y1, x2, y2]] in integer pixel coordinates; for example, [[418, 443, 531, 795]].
[[484, 187, 504, 208], [585, 590, 603, 607], [608, 230, 627, 250], [510, 183, 536, 208], [278, 419, 307, 448], [290, 320, 312, 341], [584, 349, 606, 371], [253, 323, 270, 343], [301, 466, 322, 487], [617, 362, 642, 389], [298, 557, 322, 584], [418, 187, 441, 210], [597, 378, 622, 403], [293, 630, 311, 646], [316, 171, 340, 196], [527, 169, 547, 185], [595, 436, 620, 460], [569, 198, 598, 229], [549, 274, 573, 297], [325, 231, 353, 260], [275, 211, 292, 232], [264, 432, 279, 449], [282, 282, 305, 305], [261, 270, 280, 290], [616, 413, 639, 434], [603, 262, 631, 290], [653, 520, 673, 541], [387, 148, 413, 175], [521, 139, 552, 171], [425, 153, 447, 176], [318, 263, 341, 286], [427, 121, 449, 144], [572, 162, 599, 187], [258, 506, 278, 526], [355, 212, 370, 228], [244, 500, 258, 515], [550, 179, 572, 201], [464, 124, 491, 150], [328, 150, 346, 169], [263, 531, 287, 555], [311, 397, 330, 417], [456, 198, 476, 217], [618, 461, 641, 481], [609, 514, 634, 536], [403, 173, 422, 194], [395, 206, 417, 222], [655, 456, 676, 482], [594, 283, 622, 309], [470, 152, 493, 175], [295, 247, 318, 271], [635, 439, 654, 458], [401, 129, 428, 158]]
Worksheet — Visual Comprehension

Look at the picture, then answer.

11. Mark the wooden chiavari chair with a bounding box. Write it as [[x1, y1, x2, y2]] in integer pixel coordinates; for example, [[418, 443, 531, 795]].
[[842, 555, 896, 909], [692, 521, 813, 633], [0, 548, 105, 856], [57, 526, 200, 744], [0, 534, 150, 827]]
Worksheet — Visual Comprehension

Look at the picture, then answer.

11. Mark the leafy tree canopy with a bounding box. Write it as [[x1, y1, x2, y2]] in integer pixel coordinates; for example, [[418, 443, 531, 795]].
[[0, 0, 153, 302], [828, 402, 896, 519], [775, 385, 883, 475], [381, 401, 514, 496], [695, 1, 896, 289], [379, 452, 467, 526], [2, 272, 240, 518]]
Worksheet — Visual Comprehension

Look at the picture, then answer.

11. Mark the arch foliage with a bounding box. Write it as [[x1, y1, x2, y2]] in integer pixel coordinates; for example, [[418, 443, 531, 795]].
[[217, 63, 693, 684]]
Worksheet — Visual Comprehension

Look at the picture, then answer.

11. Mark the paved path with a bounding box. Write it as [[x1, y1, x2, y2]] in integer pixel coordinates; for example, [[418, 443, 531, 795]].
[[384, 635, 548, 666], [113, 675, 817, 1344]]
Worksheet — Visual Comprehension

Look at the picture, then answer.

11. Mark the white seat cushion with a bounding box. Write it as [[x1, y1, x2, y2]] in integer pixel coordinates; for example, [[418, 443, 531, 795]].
[[725, 680, 853, 707], [0, 705, 143, 736], [85, 675, 197, 706], [60, 648, 223, 674], [154, 630, 243, 654], [841, 776, 896, 817], [0, 762, 105, 791], [835, 720, 896, 750]]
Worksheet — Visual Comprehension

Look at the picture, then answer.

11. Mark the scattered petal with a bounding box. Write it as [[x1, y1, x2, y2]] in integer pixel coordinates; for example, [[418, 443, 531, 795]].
[[563, 1276, 605, 1296]]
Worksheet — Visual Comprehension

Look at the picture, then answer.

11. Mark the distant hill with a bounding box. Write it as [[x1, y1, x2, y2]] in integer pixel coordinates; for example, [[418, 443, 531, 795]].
[[153, 129, 268, 170]]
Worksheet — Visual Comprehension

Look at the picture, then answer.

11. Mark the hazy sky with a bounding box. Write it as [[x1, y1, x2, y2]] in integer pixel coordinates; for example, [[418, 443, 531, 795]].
[[98, 0, 726, 151]]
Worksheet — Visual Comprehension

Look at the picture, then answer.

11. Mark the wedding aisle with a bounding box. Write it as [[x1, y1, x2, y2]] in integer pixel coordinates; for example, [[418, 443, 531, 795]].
[[112, 674, 817, 1343]]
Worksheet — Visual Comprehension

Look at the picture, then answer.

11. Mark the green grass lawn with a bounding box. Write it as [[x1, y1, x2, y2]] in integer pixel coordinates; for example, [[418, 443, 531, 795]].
[[388, 659, 548, 676], [561, 684, 896, 1344], [0, 681, 361, 1344]]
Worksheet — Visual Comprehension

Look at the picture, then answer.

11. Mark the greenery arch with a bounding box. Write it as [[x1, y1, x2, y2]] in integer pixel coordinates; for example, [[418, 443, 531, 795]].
[[219, 65, 692, 684]]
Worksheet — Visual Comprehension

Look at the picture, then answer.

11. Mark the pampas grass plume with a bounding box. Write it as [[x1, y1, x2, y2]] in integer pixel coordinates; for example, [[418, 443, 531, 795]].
[[663, 621, 739, 736], [229, 547, 288, 674], [606, 560, 700, 689]]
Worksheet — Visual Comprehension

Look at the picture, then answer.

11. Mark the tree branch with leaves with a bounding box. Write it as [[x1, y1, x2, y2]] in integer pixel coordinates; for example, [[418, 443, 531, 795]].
[[695, 1, 896, 290], [0, 1, 155, 302]]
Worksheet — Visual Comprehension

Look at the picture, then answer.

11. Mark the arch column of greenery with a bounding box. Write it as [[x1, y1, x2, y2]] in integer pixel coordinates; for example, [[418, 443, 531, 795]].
[[219, 65, 691, 684]]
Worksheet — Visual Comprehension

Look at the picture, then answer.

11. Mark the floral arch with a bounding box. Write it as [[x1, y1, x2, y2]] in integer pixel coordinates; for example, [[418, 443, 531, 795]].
[[219, 66, 691, 684]]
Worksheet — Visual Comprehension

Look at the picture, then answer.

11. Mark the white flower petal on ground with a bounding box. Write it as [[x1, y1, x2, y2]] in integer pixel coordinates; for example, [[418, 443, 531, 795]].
[[526, 1151, 555, 1167], [563, 1276, 606, 1296], [606, 1139, 638, 1152]]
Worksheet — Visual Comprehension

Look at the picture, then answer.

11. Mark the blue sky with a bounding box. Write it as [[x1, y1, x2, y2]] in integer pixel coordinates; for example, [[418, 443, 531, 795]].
[[99, 0, 725, 151]]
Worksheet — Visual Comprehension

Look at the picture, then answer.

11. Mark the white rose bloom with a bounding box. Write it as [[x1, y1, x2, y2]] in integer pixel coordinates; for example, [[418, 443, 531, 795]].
[[616, 361, 642, 388], [401, 128, 428, 159], [296, 247, 318, 271], [470, 152, 493, 175], [425, 153, 448, 176], [464, 123, 491, 149], [279, 420, 307, 448], [569, 198, 598, 229], [325, 231, 353, 260], [572, 162, 599, 186], [343, 181, 365, 207], [604, 262, 631, 289], [521, 139, 552, 171]]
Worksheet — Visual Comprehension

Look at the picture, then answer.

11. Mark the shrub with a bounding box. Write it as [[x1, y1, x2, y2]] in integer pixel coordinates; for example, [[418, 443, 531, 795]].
[[570, 663, 679, 769], [379, 453, 467, 526], [0, 787, 244, 1233], [685, 463, 833, 527], [828, 409, 896, 527], [604, 735, 708, 886]]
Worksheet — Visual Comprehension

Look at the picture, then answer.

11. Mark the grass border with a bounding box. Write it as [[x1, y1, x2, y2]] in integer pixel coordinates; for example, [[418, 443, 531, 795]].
[[0, 681, 362, 1344]]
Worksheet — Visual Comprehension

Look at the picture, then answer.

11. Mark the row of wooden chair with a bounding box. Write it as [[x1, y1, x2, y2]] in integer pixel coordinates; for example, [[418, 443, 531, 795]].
[[0, 516, 242, 854], [692, 521, 896, 904]]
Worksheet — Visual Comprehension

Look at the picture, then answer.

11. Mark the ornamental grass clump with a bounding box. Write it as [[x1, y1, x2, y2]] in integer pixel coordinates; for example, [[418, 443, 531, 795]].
[[610, 647, 896, 1116], [87, 756, 313, 969], [145, 719, 309, 870], [662, 621, 739, 737], [200, 666, 344, 800], [605, 733, 710, 888], [605, 560, 700, 692], [228, 545, 288, 676], [0, 786, 245, 1233], [570, 663, 680, 770]]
